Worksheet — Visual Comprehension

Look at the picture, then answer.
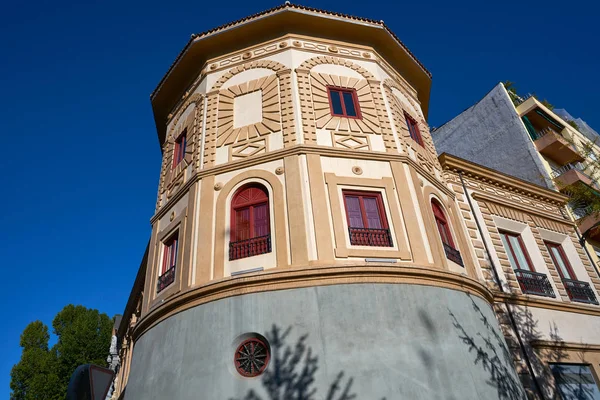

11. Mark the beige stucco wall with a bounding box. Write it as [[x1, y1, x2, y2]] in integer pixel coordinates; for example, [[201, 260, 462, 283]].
[[142, 34, 479, 318]]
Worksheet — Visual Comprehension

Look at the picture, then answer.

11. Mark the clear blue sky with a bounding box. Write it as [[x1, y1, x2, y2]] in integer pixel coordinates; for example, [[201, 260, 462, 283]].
[[1, 0, 597, 396]]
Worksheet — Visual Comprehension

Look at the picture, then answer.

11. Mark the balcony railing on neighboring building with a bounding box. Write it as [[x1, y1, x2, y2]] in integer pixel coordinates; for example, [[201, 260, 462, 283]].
[[229, 235, 272, 261], [531, 126, 561, 141], [562, 279, 599, 305], [514, 269, 555, 297], [443, 243, 464, 267], [157, 266, 176, 293], [348, 227, 393, 247], [551, 162, 585, 179]]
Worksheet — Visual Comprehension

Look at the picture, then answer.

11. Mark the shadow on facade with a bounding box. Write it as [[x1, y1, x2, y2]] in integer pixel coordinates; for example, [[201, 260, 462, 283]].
[[451, 293, 594, 400], [231, 325, 386, 400]]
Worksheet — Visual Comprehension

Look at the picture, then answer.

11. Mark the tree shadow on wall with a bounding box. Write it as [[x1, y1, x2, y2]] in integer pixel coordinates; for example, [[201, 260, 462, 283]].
[[230, 325, 386, 400], [450, 293, 595, 400]]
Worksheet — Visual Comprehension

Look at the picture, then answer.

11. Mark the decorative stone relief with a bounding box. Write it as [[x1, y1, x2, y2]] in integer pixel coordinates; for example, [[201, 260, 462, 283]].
[[383, 79, 439, 173], [157, 93, 204, 210], [217, 74, 281, 147], [310, 72, 379, 134], [203, 60, 295, 168]]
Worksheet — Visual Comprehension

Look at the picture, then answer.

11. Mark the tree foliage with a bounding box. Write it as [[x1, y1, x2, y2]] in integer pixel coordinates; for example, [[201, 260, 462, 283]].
[[10, 306, 113, 400]]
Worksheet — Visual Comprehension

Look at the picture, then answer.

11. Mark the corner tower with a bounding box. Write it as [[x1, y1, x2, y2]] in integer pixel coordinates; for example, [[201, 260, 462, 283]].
[[126, 4, 522, 399]]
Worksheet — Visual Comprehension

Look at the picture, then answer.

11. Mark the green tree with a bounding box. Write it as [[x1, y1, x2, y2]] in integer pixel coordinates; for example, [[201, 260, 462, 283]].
[[52, 305, 113, 395], [10, 321, 62, 400], [10, 306, 113, 399], [541, 99, 554, 110]]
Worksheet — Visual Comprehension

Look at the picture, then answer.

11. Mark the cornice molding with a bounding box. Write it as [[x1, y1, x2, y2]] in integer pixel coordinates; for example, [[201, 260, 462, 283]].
[[132, 264, 493, 342], [495, 292, 600, 317], [530, 340, 600, 352], [472, 192, 574, 227], [439, 153, 568, 205], [150, 145, 455, 223]]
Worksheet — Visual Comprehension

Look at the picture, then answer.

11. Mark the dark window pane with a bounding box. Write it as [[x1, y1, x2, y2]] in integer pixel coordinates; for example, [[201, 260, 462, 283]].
[[551, 364, 600, 399], [330, 90, 344, 115], [342, 92, 357, 117]]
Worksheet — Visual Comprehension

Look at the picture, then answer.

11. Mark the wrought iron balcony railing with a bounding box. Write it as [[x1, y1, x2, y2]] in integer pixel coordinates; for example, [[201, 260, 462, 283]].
[[531, 126, 561, 141], [229, 235, 272, 261], [157, 266, 176, 293], [562, 279, 599, 305], [551, 162, 586, 178], [514, 269, 555, 298], [443, 243, 464, 267], [348, 227, 393, 247]]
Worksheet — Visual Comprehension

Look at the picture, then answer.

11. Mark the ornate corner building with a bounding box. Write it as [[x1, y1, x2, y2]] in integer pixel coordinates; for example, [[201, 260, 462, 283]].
[[107, 4, 600, 400]]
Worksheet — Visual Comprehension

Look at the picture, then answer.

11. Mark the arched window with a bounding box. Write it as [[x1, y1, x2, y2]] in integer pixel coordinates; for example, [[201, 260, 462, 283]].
[[431, 200, 455, 248], [432, 200, 463, 266], [229, 184, 271, 260]]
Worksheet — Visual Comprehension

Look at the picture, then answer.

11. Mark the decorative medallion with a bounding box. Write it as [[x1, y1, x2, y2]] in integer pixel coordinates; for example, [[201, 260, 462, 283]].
[[170, 211, 175, 221], [214, 182, 223, 191], [234, 338, 270, 377], [275, 166, 284, 175], [352, 166, 363, 175]]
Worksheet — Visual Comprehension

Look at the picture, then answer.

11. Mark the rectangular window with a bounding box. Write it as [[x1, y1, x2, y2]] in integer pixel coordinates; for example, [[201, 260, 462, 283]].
[[173, 130, 187, 167], [405, 113, 424, 146], [499, 231, 534, 271], [157, 232, 178, 293], [550, 364, 600, 399], [343, 190, 392, 247], [546, 242, 576, 280], [328, 87, 361, 118]]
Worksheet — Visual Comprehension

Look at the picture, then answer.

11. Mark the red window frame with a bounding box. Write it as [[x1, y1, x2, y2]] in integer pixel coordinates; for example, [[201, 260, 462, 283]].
[[161, 233, 178, 275], [327, 87, 362, 119], [545, 242, 576, 280], [431, 200, 455, 248], [405, 113, 424, 146], [342, 190, 389, 230], [230, 184, 270, 242], [499, 231, 535, 271], [173, 129, 187, 167]]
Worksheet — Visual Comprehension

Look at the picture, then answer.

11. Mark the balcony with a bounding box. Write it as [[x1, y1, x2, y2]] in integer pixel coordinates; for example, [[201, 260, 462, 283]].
[[443, 243, 464, 267], [578, 211, 600, 242], [514, 269, 555, 297], [157, 266, 176, 293], [229, 235, 272, 261], [551, 163, 596, 191], [562, 279, 599, 304], [533, 127, 583, 165], [348, 227, 393, 247]]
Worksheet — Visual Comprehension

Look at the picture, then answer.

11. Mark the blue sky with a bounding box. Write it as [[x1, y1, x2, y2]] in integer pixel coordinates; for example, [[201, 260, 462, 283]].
[[1, 0, 597, 396]]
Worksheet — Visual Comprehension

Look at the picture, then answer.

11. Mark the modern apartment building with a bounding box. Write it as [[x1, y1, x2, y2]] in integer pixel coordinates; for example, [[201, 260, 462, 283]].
[[433, 83, 600, 277], [105, 5, 600, 400]]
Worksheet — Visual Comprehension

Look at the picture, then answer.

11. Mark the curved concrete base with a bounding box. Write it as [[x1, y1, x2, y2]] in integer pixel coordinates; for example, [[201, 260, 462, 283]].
[[126, 283, 524, 399]]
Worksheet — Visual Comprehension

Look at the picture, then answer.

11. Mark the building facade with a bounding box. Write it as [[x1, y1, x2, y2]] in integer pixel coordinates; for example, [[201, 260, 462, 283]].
[[433, 84, 600, 281], [441, 154, 600, 399], [108, 4, 600, 400]]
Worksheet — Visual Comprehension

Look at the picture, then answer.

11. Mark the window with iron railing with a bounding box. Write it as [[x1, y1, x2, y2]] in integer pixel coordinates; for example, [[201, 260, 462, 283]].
[[343, 190, 392, 247], [432, 200, 463, 267], [499, 231, 555, 297], [546, 241, 599, 304], [230, 184, 272, 261], [157, 232, 178, 293]]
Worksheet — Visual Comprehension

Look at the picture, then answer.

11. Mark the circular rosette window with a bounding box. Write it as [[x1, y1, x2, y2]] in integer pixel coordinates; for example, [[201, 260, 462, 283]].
[[234, 338, 270, 377]]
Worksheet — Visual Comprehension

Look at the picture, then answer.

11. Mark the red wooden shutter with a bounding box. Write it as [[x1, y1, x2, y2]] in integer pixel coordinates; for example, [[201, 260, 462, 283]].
[[253, 204, 269, 237], [363, 197, 382, 229], [345, 196, 364, 228]]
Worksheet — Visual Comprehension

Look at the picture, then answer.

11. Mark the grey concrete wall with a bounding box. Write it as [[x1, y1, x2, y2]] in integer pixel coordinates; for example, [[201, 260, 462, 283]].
[[432, 83, 552, 188], [125, 283, 525, 400]]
